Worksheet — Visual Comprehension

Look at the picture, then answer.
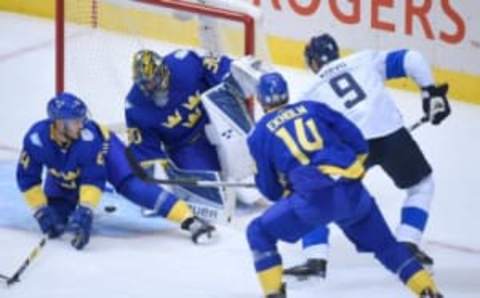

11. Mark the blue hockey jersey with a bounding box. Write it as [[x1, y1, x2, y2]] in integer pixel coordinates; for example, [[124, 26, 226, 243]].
[[16, 120, 108, 210], [125, 49, 232, 163], [247, 101, 368, 201]]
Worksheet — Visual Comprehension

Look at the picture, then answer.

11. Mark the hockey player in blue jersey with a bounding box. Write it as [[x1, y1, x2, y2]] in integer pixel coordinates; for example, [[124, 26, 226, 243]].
[[284, 34, 450, 278], [125, 49, 232, 173], [245, 72, 443, 298], [17, 93, 215, 249]]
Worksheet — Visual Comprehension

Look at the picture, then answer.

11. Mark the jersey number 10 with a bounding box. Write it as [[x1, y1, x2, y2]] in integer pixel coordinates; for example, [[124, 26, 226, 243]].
[[275, 118, 323, 166]]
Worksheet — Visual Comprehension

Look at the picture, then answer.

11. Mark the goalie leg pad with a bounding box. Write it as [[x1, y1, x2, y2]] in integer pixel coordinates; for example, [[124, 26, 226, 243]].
[[165, 163, 225, 206], [167, 134, 221, 171]]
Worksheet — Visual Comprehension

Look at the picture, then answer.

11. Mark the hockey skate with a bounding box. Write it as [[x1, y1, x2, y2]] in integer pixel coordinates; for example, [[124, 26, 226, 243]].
[[420, 288, 444, 298], [403, 242, 434, 266], [283, 259, 327, 280], [266, 283, 286, 298], [181, 216, 215, 244]]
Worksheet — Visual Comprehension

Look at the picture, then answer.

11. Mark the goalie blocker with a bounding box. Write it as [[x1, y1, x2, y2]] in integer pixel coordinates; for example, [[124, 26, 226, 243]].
[[203, 56, 273, 205]]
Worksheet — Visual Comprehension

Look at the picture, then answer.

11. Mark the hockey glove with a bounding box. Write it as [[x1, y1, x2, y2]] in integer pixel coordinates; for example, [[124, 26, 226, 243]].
[[421, 83, 450, 125], [68, 205, 93, 250], [34, 206, 65, 238]]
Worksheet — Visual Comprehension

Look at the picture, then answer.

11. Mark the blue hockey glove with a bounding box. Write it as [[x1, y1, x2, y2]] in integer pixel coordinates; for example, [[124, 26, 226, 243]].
[[422, 83, 450, 125], [68, 205, 93, 250], [34, 206, 65, 238]]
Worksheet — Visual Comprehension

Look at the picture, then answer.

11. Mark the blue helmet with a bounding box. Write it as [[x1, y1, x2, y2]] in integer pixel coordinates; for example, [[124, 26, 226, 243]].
[[257, 72, 289, 108], [47, 92, 88, 121], [305, 33, 339, 71]]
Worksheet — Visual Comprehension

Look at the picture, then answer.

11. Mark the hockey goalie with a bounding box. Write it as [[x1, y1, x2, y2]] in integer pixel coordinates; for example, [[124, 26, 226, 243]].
[[125, 49, 271, 223]]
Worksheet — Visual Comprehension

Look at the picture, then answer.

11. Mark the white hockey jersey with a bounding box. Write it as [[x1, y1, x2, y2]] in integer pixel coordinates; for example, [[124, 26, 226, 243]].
[[298, 50, 434, 139]]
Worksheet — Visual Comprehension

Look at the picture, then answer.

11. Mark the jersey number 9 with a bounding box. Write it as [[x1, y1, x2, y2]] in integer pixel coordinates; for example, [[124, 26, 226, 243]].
[[329, 73, 366, 109]]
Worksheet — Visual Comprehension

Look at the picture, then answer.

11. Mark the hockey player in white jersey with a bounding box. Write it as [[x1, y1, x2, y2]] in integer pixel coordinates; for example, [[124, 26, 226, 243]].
[[284, 33, 450, 280]]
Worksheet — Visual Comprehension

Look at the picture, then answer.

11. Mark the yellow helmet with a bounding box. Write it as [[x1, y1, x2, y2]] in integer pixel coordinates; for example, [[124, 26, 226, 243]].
[[132, 50, 170, 93]]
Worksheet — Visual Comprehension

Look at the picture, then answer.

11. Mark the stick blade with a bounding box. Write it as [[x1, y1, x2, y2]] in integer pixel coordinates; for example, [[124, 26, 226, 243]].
[[6, 276, 19, 286]]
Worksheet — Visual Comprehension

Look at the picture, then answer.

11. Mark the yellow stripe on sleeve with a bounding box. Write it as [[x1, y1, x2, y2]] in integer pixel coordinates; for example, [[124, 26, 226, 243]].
[[166, 200, 193, 223], [258, 265, 283, 296], [79, 185, 103, 209], [23, 185, 48, 210]]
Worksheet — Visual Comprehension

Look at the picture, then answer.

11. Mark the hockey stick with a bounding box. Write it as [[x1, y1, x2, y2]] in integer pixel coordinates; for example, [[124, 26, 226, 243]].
[[1, 237, 47, 286], [409, 117, 428, 132], [124, 147, 256, 188], [148, 177, 256, 188]]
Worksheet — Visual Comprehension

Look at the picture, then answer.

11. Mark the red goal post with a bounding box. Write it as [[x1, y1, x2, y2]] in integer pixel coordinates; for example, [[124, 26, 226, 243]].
[[55, 0, 256, 94]]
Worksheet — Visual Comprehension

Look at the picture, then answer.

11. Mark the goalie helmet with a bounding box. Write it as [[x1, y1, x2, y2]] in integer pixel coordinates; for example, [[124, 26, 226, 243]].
[[304, 33, 339, 73], [132, 49, 170, 94], [47, 92, 88, 121], [257, 72, 289, 109]]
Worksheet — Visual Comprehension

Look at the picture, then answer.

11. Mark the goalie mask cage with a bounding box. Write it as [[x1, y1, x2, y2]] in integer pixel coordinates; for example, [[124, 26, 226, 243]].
[[55, 0, 256, 122]]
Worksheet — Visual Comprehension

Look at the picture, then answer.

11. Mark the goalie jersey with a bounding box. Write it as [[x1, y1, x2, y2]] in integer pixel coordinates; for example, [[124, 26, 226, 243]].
[[125, 49, 232, 163], [298, 50, 434, 139]]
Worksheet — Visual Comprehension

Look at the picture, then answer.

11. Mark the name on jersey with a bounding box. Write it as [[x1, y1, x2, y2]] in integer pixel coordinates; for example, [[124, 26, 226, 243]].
[[267, 105, 307, 132], [318, 62, 348, 80]]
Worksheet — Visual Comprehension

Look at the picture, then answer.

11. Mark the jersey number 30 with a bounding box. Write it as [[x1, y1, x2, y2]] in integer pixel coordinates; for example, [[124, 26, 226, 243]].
[[329, 73, 366, 109], [275, 118, 323, 166]]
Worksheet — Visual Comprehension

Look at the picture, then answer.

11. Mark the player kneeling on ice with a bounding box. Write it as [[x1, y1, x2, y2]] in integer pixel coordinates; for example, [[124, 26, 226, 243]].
[[16, 93, 214, 248], [245, 72, 443, 298]]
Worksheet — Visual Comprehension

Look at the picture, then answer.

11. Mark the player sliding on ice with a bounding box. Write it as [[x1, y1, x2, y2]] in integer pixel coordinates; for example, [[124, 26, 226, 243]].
[[16, 93, 215, 249], [245, 72, 443, 298]]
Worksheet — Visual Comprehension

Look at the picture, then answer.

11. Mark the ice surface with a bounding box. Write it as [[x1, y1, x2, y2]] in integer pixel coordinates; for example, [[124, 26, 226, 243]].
[[1, 11, 479, 298]]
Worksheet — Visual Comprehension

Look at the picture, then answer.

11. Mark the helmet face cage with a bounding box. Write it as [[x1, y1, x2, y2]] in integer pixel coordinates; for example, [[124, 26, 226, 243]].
[[47, 92, 88, 123], [305, 34, 339, 72], [257, 72, 289, 109], [133, 50, 170, 93]]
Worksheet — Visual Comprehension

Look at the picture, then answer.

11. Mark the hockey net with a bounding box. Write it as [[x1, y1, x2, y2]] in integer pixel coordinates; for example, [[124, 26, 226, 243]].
[[56, 0, 266, 126]]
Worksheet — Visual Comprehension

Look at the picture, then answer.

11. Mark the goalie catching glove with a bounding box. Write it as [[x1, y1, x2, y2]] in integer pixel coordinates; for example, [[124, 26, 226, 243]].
[[421, 83, 450, 125]]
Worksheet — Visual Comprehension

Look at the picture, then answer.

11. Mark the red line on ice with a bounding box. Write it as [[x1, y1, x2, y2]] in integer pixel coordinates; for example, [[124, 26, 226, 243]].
[[0, 39, 54, 62], [0, 31, 88, 62]]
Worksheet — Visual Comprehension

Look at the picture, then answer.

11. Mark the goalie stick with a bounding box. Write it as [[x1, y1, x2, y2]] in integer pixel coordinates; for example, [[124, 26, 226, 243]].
[[124, 147, 256, 189], [148, 177, 255, 188], [1, 237, 47, 286]]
